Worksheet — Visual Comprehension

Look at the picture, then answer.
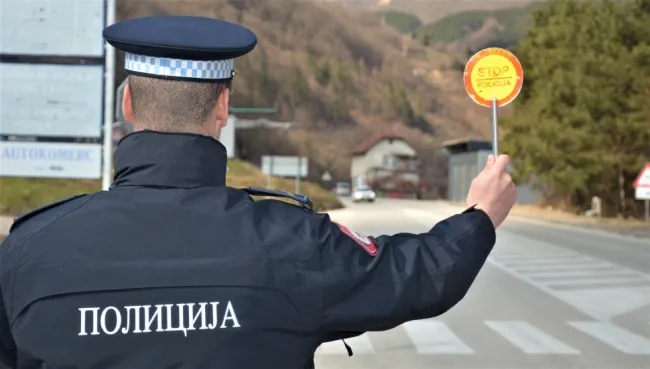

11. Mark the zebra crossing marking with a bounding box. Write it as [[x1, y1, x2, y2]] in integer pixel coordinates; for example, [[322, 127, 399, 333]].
[[513, 263, 614, 273], [569, 321, 650, 355], [484, 321, 580, 354], [525, 270, 635, 280], [402, 320, 474, 354], [544, 276, 649, 289], [491, 235, 650, 286], [487, 232, 650, 321], [502, 257, 595, 265]]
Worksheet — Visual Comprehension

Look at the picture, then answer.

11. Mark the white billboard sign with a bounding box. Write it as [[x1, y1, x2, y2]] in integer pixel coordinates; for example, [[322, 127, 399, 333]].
[[220, 115, 236, 159], [0, 0, 106, 57], [0, 63, 104, 138], [0, 141, 102, 179], [262, 156, 308, 177]]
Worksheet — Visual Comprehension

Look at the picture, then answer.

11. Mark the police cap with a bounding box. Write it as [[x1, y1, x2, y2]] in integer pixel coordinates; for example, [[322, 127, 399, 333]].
[[103, 16, 257, 81]]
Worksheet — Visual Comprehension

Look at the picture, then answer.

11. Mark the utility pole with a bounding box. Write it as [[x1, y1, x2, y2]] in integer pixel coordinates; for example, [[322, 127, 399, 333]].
[[296, 156, 301, 194], [102, 0, 117, 191]]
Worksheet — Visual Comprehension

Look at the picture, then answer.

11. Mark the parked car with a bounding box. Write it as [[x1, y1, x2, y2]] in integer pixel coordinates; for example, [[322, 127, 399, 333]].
[[352, 185, 376, 203], [334, 182, 351, 196]]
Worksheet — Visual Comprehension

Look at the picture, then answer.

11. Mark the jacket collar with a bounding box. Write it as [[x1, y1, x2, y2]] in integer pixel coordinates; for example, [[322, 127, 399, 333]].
[[111, 130, 227, 189]]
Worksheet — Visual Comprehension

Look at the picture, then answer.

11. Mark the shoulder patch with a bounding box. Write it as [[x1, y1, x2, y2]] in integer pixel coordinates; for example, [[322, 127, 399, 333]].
[[10, 194, 87, 234], [336, 223, 378, 256], [241, 186, 313, 211]]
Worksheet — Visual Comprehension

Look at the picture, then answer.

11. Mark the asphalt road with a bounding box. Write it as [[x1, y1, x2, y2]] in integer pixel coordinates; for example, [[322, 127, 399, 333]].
[[315, 198, 650, 369]]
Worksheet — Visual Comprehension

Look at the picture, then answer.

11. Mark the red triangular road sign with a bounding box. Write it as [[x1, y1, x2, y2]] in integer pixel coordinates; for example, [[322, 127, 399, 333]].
[[633, 163, 650, 188]]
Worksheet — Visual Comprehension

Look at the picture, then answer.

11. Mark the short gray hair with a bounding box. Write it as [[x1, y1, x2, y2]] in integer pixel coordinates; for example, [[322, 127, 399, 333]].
[[128, 75, 231, 130]]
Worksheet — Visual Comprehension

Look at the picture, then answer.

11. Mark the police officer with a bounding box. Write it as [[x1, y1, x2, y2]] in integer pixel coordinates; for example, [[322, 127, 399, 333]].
[[0, 16, 516, 369]]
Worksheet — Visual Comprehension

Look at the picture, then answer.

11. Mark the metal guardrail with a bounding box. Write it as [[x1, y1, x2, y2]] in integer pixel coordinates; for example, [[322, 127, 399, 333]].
[[228, 108, 276, 114], [235, 119, 294, 130]]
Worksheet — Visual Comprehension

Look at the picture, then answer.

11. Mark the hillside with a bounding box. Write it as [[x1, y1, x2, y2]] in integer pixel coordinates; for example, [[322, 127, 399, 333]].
[[116, 0, 496, 194], [374, 3, 544, 54], [377, 10, 422, 34], [417, 2, 543, 53], [320, 0, 542, 23]]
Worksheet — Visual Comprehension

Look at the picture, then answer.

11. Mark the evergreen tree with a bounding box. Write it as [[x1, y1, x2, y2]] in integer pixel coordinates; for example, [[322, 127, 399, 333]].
[[502, 0, 650, 216]]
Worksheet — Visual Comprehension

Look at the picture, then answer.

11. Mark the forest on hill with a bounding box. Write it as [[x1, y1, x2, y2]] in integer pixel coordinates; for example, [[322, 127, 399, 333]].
[[379, 3, 544, 54], [116, 0, 494, 197], [322, 0, 541, 24]]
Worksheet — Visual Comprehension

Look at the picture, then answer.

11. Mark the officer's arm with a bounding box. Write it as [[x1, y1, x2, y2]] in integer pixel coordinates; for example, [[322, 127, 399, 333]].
[[0, 286, 16, 368], [315, 207, 495, 334]]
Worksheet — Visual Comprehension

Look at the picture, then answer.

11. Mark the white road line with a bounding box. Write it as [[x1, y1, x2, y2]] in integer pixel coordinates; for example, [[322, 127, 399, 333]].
[[492, 251, 571, 257], [488, 229, 650, 320], [543, 276, 649, 288], [511, 263, 615, 273], [485, 321, 580, 354], [489, 256, 650, 320], [402, 320, 474, 354], [492, 250, 554, 256], [493, 254, 578, 262], [569, 321, 650, 355], [500, 258, 597, 266], [525, 270, 634, 279], [315, 334, 375, 355]]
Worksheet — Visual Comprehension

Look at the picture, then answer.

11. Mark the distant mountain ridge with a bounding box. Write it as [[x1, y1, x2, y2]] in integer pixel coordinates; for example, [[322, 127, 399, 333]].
[[316, 0, 543, 23], [375, 2, 545, 53]]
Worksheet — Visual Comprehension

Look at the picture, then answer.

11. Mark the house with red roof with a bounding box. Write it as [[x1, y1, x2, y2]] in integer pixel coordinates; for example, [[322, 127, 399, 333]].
[[350, 131, 421, 198]]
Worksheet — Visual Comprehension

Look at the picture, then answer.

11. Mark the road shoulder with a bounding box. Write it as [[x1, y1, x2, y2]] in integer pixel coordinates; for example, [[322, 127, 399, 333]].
[[444, 202, 650, 240]]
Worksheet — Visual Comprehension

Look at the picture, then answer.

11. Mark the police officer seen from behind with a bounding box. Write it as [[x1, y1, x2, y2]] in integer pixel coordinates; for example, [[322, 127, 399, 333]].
[[0, 16, 517, 369]]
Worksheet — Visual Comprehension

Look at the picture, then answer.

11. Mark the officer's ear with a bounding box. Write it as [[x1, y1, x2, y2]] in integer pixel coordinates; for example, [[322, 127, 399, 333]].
[[122, 83, 134, 123], [214, 86, 229, 128]]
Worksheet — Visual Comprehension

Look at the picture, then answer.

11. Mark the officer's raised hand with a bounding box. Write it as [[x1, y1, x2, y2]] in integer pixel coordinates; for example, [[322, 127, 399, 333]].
[[466, 154, 517, 228]]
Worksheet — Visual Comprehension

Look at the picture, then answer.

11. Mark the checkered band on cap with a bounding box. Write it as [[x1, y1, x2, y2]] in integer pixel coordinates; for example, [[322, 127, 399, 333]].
[[124, 52, 235, 80]]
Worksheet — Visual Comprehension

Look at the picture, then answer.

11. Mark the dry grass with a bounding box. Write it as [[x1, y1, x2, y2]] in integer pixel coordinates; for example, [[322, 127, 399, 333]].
[[508, 204, 650, 231], [0, 160, 342, 217], [225, 160, 343, 212], [0, 178, 101, 217], [447, 201, 649, 235]]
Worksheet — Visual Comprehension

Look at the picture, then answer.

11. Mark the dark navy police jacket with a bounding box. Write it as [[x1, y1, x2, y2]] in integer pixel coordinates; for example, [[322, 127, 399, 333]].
[[0, 131, 496, 369]]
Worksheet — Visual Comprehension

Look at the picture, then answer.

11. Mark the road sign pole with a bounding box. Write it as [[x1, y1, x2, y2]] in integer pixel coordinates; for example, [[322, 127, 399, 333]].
[[491, 97, 498, 156], [102, 0, 117, 191], [296, 157, 301, 194], [633, 163, 650, 221], [267, 156, 273, 188]]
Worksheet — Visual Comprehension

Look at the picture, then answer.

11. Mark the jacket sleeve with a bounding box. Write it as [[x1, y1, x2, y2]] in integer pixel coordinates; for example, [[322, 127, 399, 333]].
[[0, 286, 16, 368], [314, 207, 496, 335]]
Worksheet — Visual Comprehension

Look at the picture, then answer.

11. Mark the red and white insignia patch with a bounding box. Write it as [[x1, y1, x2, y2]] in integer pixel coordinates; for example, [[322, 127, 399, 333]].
[[336, 223, 378, 256]]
